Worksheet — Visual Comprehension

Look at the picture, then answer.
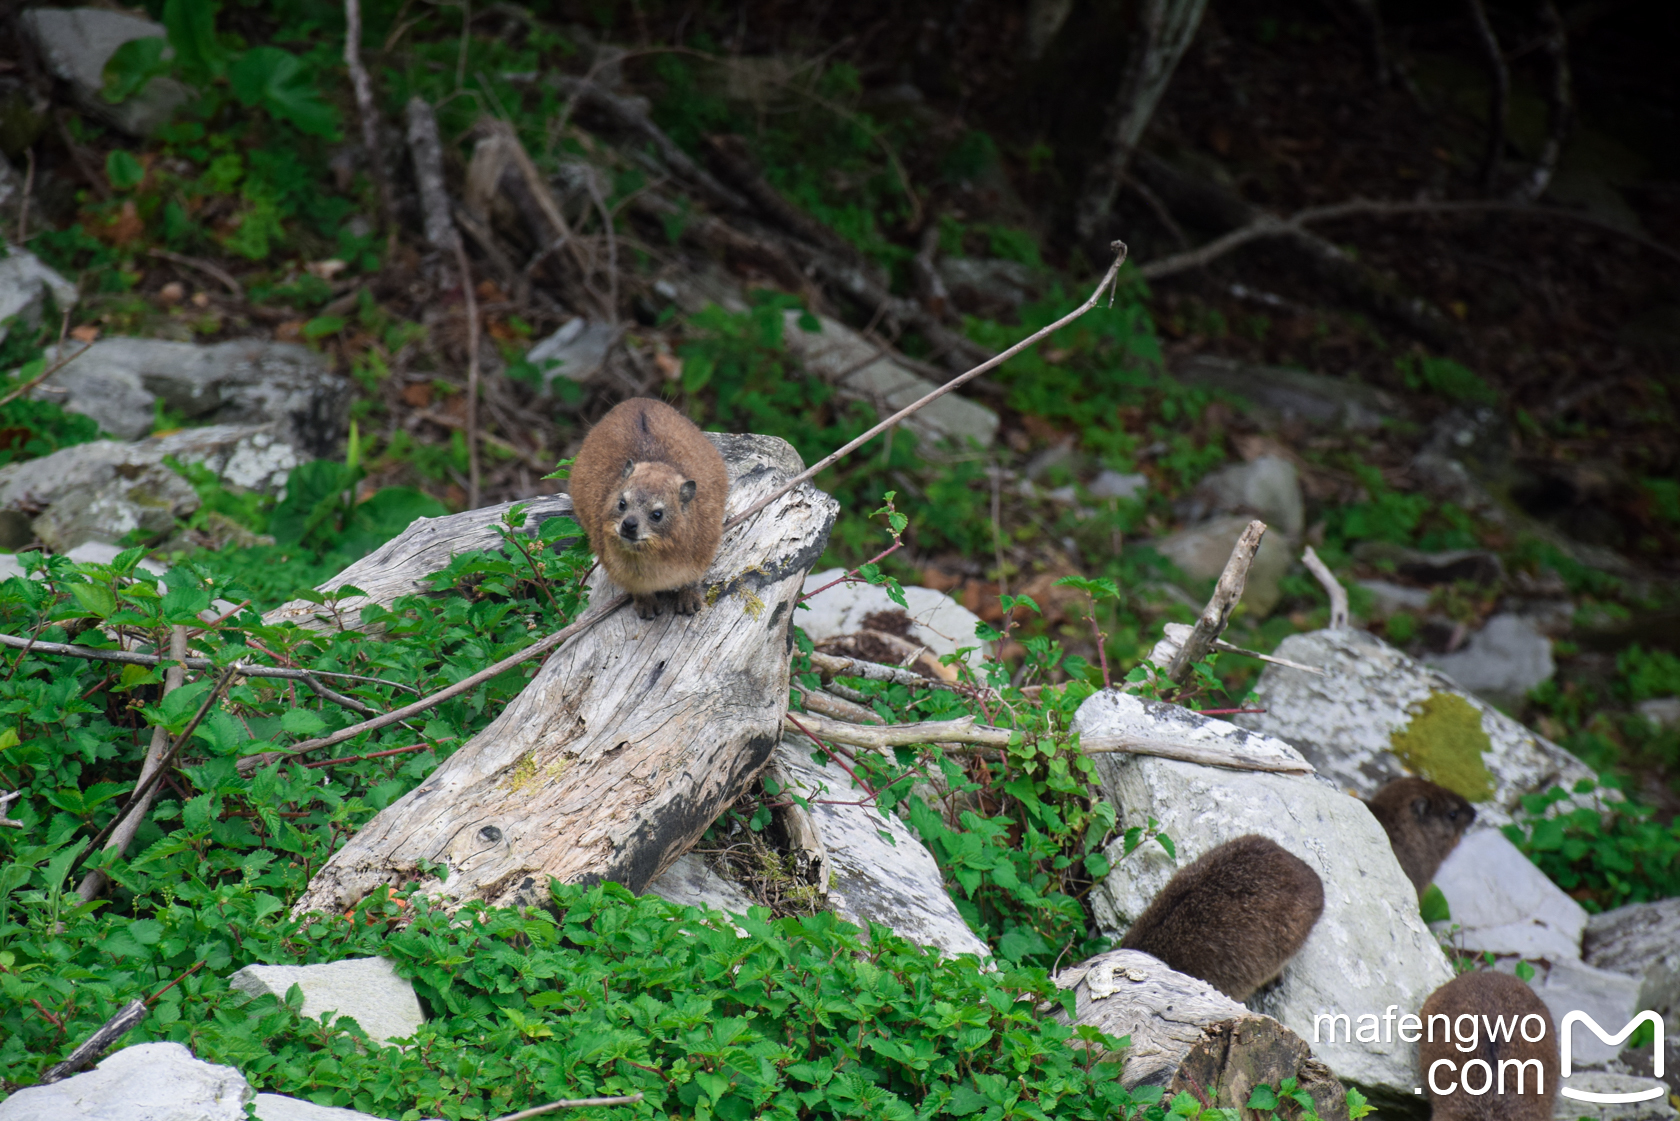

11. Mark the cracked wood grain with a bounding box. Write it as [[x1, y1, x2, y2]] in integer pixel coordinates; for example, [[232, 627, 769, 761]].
[[289, 434, 837, 916]]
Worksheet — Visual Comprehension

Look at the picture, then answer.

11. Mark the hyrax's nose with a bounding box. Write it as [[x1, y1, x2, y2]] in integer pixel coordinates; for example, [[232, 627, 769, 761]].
[[618, 516, 639, 540]]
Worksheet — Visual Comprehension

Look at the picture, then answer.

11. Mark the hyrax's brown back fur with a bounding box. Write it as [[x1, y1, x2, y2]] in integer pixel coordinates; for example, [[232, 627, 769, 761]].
[[569, 398, 729, 619], [1419, 971, 1557, 1121], [1119, 834, 1324, 1002], [1366, 777, 1476, 899]]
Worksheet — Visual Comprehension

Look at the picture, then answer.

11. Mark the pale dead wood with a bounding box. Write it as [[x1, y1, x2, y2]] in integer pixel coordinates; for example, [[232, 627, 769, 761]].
[[0, 630, 412, 692], [146, 248, 244, 299], [289, 436, 838, 915], [1158, 622, 1328, 675], [35, 999, 148, 1085], [806, 650, 931, 689], [1165, 520, 1266, 684], [725, 241, 1130, 529], [491, 1095, 644, 1121], [791, 711, 1315, 774], [452, 233, 484, 509], [0, 789, 21, 828], [1301, 545, 1349, 629], [1053, 949, 1345, 1108], [792, 683, 881, 725], [405, 97, 457, 252], [78, 626, 185, 902], [1511, 1, 1571, 204]]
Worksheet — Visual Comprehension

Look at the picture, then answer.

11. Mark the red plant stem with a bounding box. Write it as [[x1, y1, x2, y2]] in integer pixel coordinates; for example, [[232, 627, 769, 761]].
[[796, 540, 903, 604], [146, 960, 203, 1006], [785, 713, 878, 798], [303, 743, 432, 769]]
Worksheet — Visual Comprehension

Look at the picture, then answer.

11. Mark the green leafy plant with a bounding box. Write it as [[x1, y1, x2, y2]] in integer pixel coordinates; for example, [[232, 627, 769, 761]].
[[1502, 781, 1680, 911]]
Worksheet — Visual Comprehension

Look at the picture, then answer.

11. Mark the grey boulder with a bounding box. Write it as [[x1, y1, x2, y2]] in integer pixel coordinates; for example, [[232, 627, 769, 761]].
[[0, 1041, 252, 1120], [228, 956, 424, 1046], [1552, 1074, 1677, 1121], [1075, 689, 1454, 1103], [1426, 613, 1556, 708], [20, 9, 195, 137], [1180, 455, 1304, 539], [0, 245, 78, 346], [1233, 628, 1597, 826], [1149, 513, 1292, 616], [39, 337, 350, 454], [1431, 828, 1587, 959], [645, 852, 760, 917], [525, 316, 617, 389], [1173, 356, 1406, 432]]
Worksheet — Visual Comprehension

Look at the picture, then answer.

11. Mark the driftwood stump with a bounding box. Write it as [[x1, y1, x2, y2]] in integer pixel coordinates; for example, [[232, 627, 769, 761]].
[[290, 434, 838, 915], [1057, 951, 1348, 1121]]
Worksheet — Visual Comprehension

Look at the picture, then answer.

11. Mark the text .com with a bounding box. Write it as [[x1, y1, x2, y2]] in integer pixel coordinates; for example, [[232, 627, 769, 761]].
[[1312, 1008, 1667, 1103]]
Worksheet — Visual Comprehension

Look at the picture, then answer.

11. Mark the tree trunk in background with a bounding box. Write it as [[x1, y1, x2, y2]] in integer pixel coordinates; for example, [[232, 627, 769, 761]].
[[1074, 0, 1211, 245]]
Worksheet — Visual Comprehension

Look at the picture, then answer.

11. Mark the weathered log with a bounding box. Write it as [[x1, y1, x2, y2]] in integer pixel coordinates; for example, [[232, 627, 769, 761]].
[[289, 434, 838, 915], [1056, 950, 1348, 1120]]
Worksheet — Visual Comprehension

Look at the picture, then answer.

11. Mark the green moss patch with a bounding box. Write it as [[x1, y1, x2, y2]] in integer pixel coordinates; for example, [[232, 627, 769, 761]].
[[1390, 691, 1496, 802]]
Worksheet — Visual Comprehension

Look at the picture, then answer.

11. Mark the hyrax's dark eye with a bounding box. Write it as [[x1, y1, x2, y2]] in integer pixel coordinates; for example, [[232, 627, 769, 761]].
[[651, 509, 663, 521], [618, 499, 627, 511]]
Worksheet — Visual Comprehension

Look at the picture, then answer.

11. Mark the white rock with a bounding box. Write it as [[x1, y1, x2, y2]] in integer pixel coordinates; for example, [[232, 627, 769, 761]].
[[18, 9, 195, 137], [1635, 698, 1680, 731], [1553, 1073, 1677, 1121], [1427, 613, 1556, 706], [35, 337, 349, 454], [1497, 955, 1644, 1067], [526, 317, 617, 388], [1149, 513, 1292, 616], [1174, 355, 1405, 432], [1088, 469, 1149, 502], [773, 736, 990, 960], [1431, 828, 1587, 960], [1234, 628, 1599, 826], [799, 568, 986, 671], [253, 1095, 442, 1121], [228, 957, 424, 1046], [645, 852, 760, 917], [1074, 689, 1454, 1097], [0, 1041, 252, 1120], [1182, 456, 1305, 538], [1584, 897, 1680, 980], [0, 245, 78, 345], [1355, 579, 1432, 620], [781, 310, 997, 448]]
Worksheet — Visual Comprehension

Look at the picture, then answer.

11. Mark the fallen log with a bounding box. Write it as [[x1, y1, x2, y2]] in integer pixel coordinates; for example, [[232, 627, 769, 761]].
[[1056, 950, 1349, 1120], [289, 433, 838, 915]]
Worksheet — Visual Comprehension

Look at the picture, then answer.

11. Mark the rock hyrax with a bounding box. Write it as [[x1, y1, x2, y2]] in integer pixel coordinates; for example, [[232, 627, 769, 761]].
[[569, 397, 729, 619], [1365, 777, 1476, 899], [1419, 970, 1557, 1121], [1119, 834, 1325, 1002]]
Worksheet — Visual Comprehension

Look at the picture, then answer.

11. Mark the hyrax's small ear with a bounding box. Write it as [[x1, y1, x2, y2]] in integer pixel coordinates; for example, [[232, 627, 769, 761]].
[[621, 459, 635, 480], [679, 479, 697, 504]]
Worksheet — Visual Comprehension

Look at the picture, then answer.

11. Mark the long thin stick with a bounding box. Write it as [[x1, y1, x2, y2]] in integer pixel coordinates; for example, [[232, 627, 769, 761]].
[[0, 631, 407, 692], [235, 594, 630, 774], [0, 339, 92, 411], [454, 235, 483, 510], [1300, 545, 1348, 629], [344, 0, 395, 227], [491, 1094, 644, 1121], [35, 999, 147, 1085], [724, 241, 1130, 529], [787, 711, 1313, 774], [1165, 519, 1265, 684]]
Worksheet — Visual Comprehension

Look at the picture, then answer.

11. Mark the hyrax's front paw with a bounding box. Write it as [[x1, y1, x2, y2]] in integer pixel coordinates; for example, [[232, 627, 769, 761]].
[[672, 584, 703, 615], [632, 592, 662, 619]]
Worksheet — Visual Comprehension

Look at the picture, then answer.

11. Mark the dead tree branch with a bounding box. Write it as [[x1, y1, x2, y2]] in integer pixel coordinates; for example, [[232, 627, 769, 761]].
[[1165, 520, 1266, 685], [1511, 1, 1572, 204], [344, 0, 394, 227], [1301, 545, 1349, 629]]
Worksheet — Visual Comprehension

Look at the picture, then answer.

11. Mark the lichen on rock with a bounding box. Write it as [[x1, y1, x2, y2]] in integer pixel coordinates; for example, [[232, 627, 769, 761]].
[[1388, 691, 1495, 802]]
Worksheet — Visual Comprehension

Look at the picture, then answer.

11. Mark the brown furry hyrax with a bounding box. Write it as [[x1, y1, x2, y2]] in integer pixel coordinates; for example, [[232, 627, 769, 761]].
[[1119, 834, 1325, 1002], [1366, 777, 1476, 899], [569, 397, 729, 619], [1419, 971, 1557, 1121]]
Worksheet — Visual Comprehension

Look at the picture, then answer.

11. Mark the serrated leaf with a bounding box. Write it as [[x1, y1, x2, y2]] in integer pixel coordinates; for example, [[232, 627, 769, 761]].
[[280, 709, 327, 736], [229, 48, 339, 137], [69, 582, 118, 618]]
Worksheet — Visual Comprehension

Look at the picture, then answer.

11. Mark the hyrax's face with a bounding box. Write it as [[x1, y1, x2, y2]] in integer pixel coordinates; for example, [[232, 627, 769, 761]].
[[1413, 787, 1476, 845], [608, 461, 696, 551]]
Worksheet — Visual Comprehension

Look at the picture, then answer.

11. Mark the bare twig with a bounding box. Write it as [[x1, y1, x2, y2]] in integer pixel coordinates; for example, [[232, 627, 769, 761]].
[[490, 1093, 643, 1121], [145, 248, 243, 299], [65, 665, 242, 883], [1301, 545, 1349, 629], [1157, 623, 1327, 675], [35, 999, 148, 1085], [1465, 0, 1510, 191], [911, 219, 949, 314], [792, 682, 882, 725], [234, 594, 631, 774], [0, 631, 414, 693], [1137, 196, 1680, 277], [405, 97, 457, 253], [78, 626, 186, 901], [787, 711, 1314, 774], [453, 235, 483, 510], [724, 241, 1130, 529], [1511, 1, 1571, 204], [344, 0, 395, 227], [0, 788, 21, 828], [1165, 520, 1266, 685], [0, 337, 92, 411]]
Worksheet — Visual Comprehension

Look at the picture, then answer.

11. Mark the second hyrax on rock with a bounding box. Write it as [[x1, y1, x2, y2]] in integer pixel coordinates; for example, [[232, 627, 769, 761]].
[[1365, 777, 1476, 899], [569, 397, 729, 619], [1119, 834, 1325, 1002], [1419, 970, 1557, 1121]]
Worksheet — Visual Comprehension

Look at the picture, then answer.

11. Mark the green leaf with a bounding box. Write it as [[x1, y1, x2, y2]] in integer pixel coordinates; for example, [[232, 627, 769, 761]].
[[69, 582, 118, 618], [302, 316, 346, 340], [105, 150, 147, 191], [162, 0, 223, 82], [1345, 1087, 1374, 1120], [1247, 1086, 1279, 1111], [102, 37, 172, 104], [682, 353, 716, 393], [229, 47, 340, 137], [1419, 883, 1450, 924], [281, 709, 327, 737]]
